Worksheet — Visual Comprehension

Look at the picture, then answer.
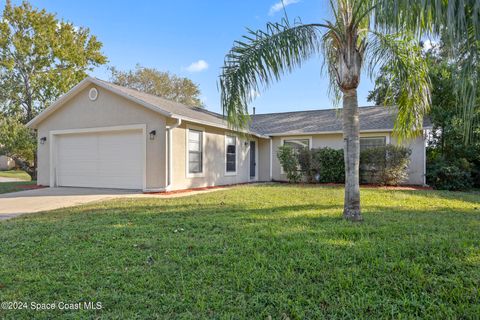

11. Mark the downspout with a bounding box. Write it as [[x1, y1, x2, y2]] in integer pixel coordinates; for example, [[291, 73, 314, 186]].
[[166, 118, 182, 191], [269, 138, 273, 181], [423, 129, 427, 186]]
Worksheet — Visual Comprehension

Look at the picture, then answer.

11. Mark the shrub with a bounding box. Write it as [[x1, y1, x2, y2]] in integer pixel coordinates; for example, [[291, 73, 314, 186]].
[[298, 148, 344, 183], [297, 147, 314, 182], [426, 157, 473, 191], [360, 145, 411, 185], [277, 145, 302, 183]]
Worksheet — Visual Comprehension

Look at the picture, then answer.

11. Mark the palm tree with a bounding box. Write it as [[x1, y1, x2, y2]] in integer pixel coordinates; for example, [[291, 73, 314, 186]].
[[219, 0, 431, 221]]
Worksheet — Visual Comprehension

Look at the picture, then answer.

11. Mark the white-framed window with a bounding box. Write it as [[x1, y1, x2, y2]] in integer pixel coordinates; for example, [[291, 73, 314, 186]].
[[360, 136, 386, 151], [225, 135, 237, 175], [186, 127, 204, 177], [282, 138, 311, 153]]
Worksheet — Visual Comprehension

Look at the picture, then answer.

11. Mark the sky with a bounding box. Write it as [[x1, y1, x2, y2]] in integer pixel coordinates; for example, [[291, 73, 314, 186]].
[[5, 0, 376, 115]]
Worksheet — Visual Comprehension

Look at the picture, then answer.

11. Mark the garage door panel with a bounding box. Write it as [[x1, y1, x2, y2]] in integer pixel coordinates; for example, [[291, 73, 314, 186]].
[[55, 130, 144, 189]]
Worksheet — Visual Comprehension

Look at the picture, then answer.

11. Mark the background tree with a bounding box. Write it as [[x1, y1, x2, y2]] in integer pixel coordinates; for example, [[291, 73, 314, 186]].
[[369, 43, 480, 189], [0, 0, 107, 178], [0, 114, 35, 175], [109, 64, 203, 108], [219, 0, 430, 221], [374, 0, 480, 144], [0, 0, 107, 122]]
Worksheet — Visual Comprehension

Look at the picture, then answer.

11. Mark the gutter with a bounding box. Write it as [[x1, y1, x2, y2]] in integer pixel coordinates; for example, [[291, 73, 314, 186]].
[[165, 118, 182, 191]]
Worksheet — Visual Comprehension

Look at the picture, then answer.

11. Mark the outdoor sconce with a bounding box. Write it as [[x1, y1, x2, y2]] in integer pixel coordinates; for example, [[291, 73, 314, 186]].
[[40, 137, 47, 145], [149, 130, 156, 140], [244, 141, 249, 147]]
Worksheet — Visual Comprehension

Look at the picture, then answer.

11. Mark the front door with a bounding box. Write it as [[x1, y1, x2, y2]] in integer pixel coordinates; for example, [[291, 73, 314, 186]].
[[250, 141, 256, 178]]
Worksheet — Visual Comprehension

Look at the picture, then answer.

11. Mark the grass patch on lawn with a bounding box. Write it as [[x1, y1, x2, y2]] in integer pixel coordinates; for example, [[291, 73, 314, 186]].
[[0, 184, 479, 319], [0, 181, 37, 194], [0, 170, 31, 181]]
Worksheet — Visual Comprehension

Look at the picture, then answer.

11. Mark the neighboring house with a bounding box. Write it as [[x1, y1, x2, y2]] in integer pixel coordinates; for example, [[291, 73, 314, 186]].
[[0, 155, 15, 171], [27, 77, 430, 191]]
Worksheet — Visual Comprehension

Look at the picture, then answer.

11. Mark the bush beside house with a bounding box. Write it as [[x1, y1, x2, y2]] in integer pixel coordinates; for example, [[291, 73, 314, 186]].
[[298, 147, 345, 183], [360, 145, 411, 185], [426, 157, 474, 191], [277, 145, 303, 183], [278, 145, 411, 186], [426, 144, 480, 191]]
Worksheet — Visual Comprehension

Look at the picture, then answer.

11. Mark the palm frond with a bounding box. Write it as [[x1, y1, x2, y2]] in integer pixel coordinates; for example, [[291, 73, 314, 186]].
[[219, 20, 321, 130], [374, 0, 480, 143], [366, 33, 431, 140]]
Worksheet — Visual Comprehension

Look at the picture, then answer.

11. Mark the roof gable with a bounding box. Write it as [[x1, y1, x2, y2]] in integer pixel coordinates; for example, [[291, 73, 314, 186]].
[[27, 77, 269, 137]]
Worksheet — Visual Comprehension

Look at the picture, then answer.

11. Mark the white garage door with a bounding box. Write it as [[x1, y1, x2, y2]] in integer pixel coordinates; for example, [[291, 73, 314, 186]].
[[55, 130, 144, 189]]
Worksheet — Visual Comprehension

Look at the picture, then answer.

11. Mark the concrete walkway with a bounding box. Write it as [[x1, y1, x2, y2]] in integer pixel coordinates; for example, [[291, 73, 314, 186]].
[[0, 186, 229, 220]]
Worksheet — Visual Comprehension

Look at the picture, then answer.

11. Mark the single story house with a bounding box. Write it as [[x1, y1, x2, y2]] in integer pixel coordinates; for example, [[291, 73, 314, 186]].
[[27, 77, 430, 191]]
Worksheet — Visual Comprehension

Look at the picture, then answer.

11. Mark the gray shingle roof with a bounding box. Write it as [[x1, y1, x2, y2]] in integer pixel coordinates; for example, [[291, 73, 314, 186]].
[[97, 79, 431, 136], [250, 106, 432, 135], [95, 78, 228, 128]]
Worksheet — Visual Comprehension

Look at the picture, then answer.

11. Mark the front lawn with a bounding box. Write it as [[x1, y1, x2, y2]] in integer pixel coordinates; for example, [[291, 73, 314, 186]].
[[0, 185, 478, 319], [0, 181, 37, 194], [0, 170, 31, 181]]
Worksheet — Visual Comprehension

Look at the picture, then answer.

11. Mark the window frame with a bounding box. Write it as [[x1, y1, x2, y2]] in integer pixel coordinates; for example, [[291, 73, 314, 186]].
[[224, 134, 238, 176], [359, 136, 387, 152], [186, 125, 205, 178]]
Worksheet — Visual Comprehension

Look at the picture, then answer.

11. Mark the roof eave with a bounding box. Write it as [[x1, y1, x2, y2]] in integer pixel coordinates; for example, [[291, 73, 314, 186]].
[[26, 77, 269, 138], [27, 77, 174, 129], [172, 115, 270, 139], [264, 127, 432, 136], [27, 78, 92, 129]]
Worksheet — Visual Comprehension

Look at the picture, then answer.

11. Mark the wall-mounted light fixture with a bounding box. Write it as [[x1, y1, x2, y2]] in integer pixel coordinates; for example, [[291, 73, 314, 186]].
[[244, 141, 249, 147], [40, 137, 47, 145], [149, 130, 156, 140]]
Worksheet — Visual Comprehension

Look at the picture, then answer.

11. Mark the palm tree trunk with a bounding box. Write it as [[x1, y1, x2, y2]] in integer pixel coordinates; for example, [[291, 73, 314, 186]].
[[343, 89, 362, 221]]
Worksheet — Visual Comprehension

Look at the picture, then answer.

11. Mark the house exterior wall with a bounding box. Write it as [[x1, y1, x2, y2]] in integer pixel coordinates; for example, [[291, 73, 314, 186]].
[[35, 85, 167, 190], [169, 120, 267, 190], [271, 131, 426, 185], [257, 139, 271, 181], [391, 134, 426, 185]]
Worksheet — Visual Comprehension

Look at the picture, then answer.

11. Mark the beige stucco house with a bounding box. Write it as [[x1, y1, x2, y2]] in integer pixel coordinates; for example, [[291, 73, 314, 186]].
[[27, 77, 430, 192]]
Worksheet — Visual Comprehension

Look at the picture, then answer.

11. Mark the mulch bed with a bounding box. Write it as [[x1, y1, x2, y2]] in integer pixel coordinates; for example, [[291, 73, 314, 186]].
[[144, 183, 251, 195], [144, 181, 432, 195], [15, 184, 46, 190], [272, 180, 432, 190]]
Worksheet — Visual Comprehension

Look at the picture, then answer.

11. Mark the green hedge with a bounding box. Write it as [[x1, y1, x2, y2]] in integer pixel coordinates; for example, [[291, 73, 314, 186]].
[[278, 145, 411, 186], [277, 145, 302, 183], [299, 147, 344, 183], [426, 157, 473, 191], [360, 145, 411, 185]]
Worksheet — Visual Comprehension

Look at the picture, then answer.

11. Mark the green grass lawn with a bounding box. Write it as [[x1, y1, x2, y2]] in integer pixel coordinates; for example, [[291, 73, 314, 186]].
[[0, 170, 31, 181], [0, 181, 37, 194], [0, 185, 479, 319]]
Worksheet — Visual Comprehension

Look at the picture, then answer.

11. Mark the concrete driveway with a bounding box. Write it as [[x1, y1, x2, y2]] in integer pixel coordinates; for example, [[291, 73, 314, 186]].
[[0, 187, 144, 220]]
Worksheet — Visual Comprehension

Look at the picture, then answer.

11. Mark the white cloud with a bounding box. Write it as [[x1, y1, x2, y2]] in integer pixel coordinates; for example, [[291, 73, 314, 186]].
[[185, 60, 209, 72], [269, 0, 300, 15], [250, 89, 261, 99]]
